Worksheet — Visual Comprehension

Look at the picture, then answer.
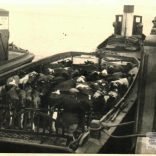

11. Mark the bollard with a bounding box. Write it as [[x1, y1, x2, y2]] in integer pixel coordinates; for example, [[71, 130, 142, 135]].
[[90, 119, 102, 139]]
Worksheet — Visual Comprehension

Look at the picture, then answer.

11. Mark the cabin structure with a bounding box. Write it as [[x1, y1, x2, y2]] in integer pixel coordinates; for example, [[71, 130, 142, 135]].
[[0, 9, 9, 61]]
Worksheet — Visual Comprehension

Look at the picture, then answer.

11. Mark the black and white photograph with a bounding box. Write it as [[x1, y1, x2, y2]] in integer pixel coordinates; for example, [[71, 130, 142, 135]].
[[0, 0, 155, 154]]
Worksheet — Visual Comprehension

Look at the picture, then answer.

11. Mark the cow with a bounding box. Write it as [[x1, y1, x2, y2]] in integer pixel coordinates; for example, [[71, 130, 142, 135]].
[[18, 89, 27, 129], [0, 75, 21, 128], [58, 59, 73, 67], [19, 71, 39, 89], [34, 73, 56, 96], [107, 64, 125, 74], [92, 90, 117, 115], [110, 77, 131, 95], [122, 62, 134, 73], [92, 90, 106, 114], [47, 86, 92, 134], [86, 71, 101, 81], [71, 69, 80, 78], [52, 79, 76, 92], [0, 85, 11, 128], [6, 85, 20, 128], [128, 66, 138, 79], [6, 75, 20, 87], [52, 67, 72, 79], [31, 89, 41, 132], [105, 72, 127, 82], [19, 86, 34, 130], [100, 69, 108, 77], [55, 111, 79, 137]]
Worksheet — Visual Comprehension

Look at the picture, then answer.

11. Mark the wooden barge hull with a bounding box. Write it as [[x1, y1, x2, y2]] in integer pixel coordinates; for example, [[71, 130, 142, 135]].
[[0, 50, 140, 153]]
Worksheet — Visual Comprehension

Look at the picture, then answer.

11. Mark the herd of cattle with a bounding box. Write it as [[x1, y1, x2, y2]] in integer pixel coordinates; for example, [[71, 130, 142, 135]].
[[0, 58, 138, 136]]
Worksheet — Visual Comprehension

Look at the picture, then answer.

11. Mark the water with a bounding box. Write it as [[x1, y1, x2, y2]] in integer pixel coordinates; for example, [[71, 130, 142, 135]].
[[1, 3, 156, 58]]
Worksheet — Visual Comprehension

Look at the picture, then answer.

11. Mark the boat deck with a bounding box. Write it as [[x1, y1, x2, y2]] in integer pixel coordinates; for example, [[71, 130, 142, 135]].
[[9, 51, 25, 60], [0, 130, 72, 153], [0, 51, 25, 64], [0, 50, 34, 76]]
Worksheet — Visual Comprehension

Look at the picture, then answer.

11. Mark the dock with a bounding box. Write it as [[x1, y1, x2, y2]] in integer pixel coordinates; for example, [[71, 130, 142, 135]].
[[135, 37, 156, 154]]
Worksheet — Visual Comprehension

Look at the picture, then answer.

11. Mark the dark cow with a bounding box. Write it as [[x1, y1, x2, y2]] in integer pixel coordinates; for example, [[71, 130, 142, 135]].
[[47, 86, 92, 134], [31, 89, 41, 132], [107, 62, 134, 75], [0, 85, 11, 128], [92, 90, 106, 113], [58, 59, 73, 67], [110, 76, 133, 95], [107, 64, 125, 74], [52, 79, 76, 92], [86, 71, 101, 81], [55, 111, 79, 136], [52, 67, 72, 79], [6, 85, 20, 128], [105, 72, 127, 82], [18, 89, 27, 129], [92, 90, 117, 115], [71, 69, 80, 78]]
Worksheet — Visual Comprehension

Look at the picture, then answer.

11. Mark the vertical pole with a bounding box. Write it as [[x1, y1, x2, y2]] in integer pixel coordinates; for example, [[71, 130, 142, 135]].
[[121, 5, 134, 37]]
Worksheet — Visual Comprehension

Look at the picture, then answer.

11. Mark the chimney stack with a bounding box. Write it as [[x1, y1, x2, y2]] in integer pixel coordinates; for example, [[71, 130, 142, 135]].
[[121, 5, 134, 37]]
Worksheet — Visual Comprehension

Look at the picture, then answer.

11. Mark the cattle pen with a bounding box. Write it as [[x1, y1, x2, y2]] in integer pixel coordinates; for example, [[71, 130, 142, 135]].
[[0, 50, 141, 153]]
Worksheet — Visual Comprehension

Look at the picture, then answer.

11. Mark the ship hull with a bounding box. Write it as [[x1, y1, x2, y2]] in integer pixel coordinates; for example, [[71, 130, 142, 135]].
[[0, 50, 141, 153], [0, 50, 34, 78]]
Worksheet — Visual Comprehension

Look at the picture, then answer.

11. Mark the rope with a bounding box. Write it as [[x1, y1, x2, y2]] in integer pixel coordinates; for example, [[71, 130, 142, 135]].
[[103, 129, 146, 138], [101, 121, 135, 128]]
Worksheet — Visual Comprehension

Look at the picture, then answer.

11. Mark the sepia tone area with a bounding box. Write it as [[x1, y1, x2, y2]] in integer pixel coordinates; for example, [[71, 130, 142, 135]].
[[0, 1, 155, 154]]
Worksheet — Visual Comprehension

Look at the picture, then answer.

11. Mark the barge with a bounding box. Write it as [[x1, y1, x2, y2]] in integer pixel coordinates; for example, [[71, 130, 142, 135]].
[[0, 50, 140, 153], [0, 5, 148, 153]]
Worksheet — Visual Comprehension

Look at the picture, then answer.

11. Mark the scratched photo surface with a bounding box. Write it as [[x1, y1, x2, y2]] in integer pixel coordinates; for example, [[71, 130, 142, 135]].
[[0, 0, 155, 154]]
